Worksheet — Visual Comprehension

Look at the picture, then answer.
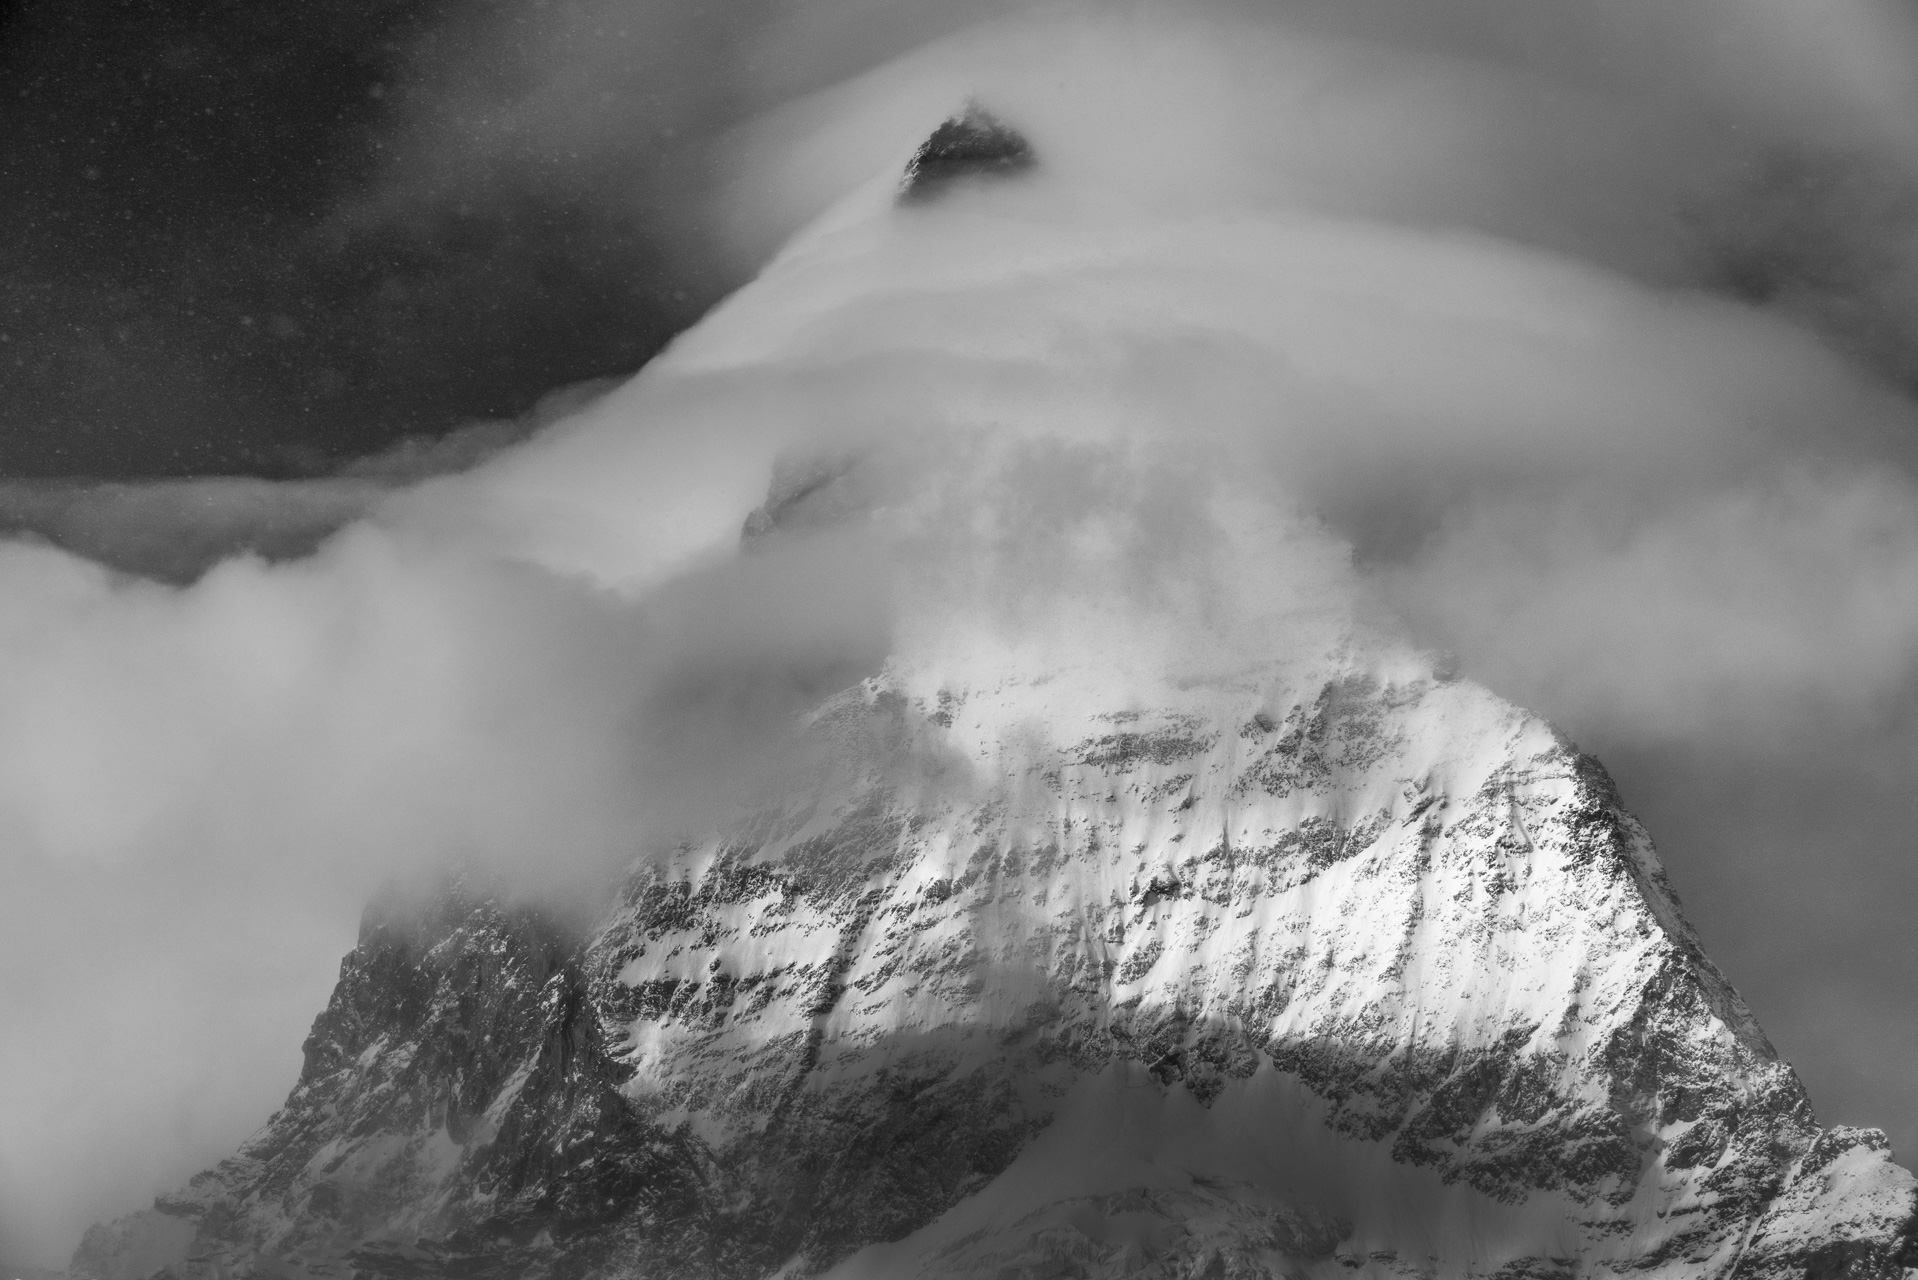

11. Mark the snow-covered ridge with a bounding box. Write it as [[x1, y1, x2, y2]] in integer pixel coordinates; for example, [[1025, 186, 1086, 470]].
[[590, 653, 1913, 1278], [73, 648, 1916, 1279]]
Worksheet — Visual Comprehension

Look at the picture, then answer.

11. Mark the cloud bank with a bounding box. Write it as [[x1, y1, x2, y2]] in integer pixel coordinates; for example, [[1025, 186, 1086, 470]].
[[7, 0, 1918, 1267]]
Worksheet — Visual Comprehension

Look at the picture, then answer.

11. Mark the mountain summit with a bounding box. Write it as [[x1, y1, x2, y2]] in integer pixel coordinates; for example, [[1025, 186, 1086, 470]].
[[898, 103, 1036, 204]]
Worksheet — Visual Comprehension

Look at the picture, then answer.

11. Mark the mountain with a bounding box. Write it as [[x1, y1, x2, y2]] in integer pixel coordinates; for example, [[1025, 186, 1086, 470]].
[[66, 99, 1918, 1280], [69, 640, 1918, 1279]]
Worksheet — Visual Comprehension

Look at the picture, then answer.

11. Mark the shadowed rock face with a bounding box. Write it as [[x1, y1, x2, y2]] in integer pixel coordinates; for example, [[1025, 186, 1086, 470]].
[[69, 653, 1918, 1280], [898, 103, 1036, 204]]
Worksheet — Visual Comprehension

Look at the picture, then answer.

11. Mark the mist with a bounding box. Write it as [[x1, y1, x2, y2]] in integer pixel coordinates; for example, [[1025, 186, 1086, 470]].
[[7, 0, 1918, 1269]]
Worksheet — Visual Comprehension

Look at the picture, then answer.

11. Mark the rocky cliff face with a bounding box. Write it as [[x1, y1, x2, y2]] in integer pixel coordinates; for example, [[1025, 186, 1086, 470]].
[[71, 648, 1918, 1280]]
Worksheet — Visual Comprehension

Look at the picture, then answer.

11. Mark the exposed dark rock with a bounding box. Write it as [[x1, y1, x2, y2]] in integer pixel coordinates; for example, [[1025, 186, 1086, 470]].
[[898, 102, 1036, 204]]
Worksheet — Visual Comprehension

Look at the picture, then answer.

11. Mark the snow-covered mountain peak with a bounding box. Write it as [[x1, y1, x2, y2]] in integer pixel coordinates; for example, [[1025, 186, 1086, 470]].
[[61, 47, 1918, 1280], [69, 585, 1918, 1280]]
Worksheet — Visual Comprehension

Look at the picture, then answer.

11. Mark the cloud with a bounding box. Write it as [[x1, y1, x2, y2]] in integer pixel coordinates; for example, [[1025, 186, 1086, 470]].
[[0, 504, 894, 1265], [0, 378, 620, 585], [8, 0, 1918, 1268], [1384, 466, 1918, 741], [365, 0, 1918, 371]]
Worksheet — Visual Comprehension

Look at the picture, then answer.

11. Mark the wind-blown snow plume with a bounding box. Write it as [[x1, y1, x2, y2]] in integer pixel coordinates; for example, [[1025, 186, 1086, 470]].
[[6, 0, 1918, 1268]]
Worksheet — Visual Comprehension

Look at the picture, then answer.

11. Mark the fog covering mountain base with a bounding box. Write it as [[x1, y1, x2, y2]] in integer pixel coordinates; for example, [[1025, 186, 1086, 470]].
[[22, 1, 1918, 1273]]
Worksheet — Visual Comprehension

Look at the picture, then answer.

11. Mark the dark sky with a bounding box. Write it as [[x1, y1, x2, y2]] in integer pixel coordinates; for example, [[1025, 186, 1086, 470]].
[[0, 0, 708, 478]]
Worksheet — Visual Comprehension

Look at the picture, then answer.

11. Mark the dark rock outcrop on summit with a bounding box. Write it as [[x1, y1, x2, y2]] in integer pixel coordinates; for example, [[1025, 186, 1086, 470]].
[[898, 103, 1035, 204]]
